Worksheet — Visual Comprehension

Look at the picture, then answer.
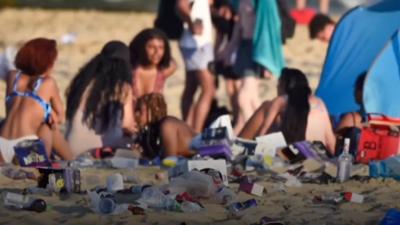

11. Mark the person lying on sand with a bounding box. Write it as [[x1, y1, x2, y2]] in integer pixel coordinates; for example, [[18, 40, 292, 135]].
[[65, 41, 137, 158], [134, 93, 197, 159], [239, 68, 336, 155], [0, 38, 73, 163]]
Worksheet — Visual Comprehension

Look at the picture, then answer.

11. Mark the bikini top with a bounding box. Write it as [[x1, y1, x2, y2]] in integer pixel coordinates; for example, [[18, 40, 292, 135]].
[[6, 71, 52, 123], [133, 69, 166, 96]]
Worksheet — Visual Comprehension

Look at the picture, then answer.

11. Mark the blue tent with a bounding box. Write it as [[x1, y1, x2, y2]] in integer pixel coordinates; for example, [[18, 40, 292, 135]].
[[364, 30, 400, 118], [316, 0, 400, 121]]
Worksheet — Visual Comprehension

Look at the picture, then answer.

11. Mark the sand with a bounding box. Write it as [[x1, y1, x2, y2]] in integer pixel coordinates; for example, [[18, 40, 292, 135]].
[[0, 8, 399, 225], [0, 8, 328, 118]]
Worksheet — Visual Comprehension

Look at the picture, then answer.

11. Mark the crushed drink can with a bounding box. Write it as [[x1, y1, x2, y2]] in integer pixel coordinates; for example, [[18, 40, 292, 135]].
[[227, 199, 257, 218]]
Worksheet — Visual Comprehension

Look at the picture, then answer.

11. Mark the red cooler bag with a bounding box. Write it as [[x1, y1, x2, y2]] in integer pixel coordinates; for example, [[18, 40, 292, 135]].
[[356, 114, 400, 164]]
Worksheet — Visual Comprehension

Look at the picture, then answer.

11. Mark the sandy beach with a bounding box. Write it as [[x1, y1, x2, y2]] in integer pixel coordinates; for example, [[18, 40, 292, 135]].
[[0, 8, 328, 118], [0, 8, 399, 225]]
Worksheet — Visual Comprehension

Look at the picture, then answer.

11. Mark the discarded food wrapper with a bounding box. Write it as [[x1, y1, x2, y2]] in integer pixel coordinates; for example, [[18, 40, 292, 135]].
[[239, 177, 264, 197], [232, 138, 257, 156], [197, 144, 233, 161], [343, 192, 364, 203], [227, 199, 257, 218], [280, 173, 303, 188], [168, 159, 228, 186], [1, 165, 38, 180], [255, 132, 287, 157], [14, 139, 51, 167]]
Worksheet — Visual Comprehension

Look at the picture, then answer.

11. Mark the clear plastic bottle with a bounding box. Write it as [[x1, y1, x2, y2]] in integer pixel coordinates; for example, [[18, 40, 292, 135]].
[[63, 163, 74, 193], [215, 187, 236, 205], [138, 186, 179, 211], [3, 192, 46, 213], [337, 138, 353, 183]]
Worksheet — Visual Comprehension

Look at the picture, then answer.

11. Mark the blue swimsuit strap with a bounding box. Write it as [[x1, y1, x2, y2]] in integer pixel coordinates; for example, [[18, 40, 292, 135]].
[[6, 72, 52, 123]]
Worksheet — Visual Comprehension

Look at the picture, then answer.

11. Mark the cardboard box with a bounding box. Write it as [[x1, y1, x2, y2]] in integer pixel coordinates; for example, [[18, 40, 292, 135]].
[[255, 132, 287, 157], [231, 138, 257, 156], [239, 177, 264, 196], [168, 159, 229, 186]]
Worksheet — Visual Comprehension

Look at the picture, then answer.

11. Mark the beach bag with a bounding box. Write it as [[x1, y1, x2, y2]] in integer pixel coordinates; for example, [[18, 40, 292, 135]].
[[356, 114, 400, 164], [154, 0, 183, 40], [14, 139, 51, 167], [137, 121, 163, 159]]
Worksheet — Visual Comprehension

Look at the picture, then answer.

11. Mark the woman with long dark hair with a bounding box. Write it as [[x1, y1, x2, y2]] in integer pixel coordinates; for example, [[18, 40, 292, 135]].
[[252, 68, 335, 154], [65, 41, 136, 157], [129, 28, 176, 98]]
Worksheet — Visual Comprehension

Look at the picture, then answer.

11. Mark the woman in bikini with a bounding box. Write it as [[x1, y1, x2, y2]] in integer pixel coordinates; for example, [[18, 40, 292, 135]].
[[129, 28, 176, 98], [0, 38, 73, 163], [65, 41, 136, 157], [135, 93, 196, 159], [240, 68, 336, 155]]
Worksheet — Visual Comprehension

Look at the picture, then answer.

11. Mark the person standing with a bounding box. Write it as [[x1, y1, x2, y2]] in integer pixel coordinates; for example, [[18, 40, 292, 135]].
[[177, 0, 216, 133], [296, 0, 330, 15]]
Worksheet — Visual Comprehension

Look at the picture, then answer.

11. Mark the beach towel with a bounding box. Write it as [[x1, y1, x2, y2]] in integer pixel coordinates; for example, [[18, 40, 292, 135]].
[[252, 0, 285, 77]]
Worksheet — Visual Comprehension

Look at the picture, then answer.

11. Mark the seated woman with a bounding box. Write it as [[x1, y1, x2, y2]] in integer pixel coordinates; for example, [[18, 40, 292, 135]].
[[135, 93, 196, 159], [65, 41, 136, 157], [129, 28, 177, 98], [0, 38, 73, 163], [241, 68, 336, 155], [336, 73, 367, 131]]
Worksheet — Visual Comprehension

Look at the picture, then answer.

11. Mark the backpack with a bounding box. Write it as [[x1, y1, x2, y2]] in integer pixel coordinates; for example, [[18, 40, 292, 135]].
[[154, 0, 184, 40]]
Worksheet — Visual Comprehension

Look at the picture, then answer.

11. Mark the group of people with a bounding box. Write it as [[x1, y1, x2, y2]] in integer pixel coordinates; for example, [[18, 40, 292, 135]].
[[0, 0, 358, 164]]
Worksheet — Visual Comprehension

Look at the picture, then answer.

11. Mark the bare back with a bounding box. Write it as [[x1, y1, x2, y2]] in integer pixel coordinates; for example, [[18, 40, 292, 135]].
[[1, 71, 57, 139]]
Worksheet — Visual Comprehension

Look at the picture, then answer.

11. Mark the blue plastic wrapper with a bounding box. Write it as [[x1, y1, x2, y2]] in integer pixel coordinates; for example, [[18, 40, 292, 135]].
[[14, 139, 50, 167], [380, 209, 400, 225], [369, 157, 400, 180]]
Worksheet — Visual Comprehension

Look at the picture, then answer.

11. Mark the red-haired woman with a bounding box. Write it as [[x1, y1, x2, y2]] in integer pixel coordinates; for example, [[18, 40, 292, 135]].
[[0, 38, 73, 163]]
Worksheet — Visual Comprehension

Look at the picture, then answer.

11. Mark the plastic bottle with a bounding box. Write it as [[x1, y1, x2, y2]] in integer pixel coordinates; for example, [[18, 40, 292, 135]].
[[98, 197, 117, 214], [63, 164, 74, 193], [337, 138, 353, 183], [215, 187, 236, 205], [180, 201, 203, 212], [167, 171, 217, 198], [3, 192, 47, 213], [138, 186, 179, 211]]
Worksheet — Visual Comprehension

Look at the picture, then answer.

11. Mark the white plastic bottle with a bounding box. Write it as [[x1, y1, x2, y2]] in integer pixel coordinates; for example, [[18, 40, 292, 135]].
[[337, 138, 353, 183]]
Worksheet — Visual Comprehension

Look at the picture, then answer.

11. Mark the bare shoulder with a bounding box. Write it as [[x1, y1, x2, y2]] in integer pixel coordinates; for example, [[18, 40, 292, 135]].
[[161, 116, 180, 126], [272, 95, 287, 108], [40, 76, 58, 90]]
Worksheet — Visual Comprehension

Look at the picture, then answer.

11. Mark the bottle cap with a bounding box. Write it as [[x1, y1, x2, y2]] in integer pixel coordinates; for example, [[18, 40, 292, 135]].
[[344, 138, 351, 147]]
